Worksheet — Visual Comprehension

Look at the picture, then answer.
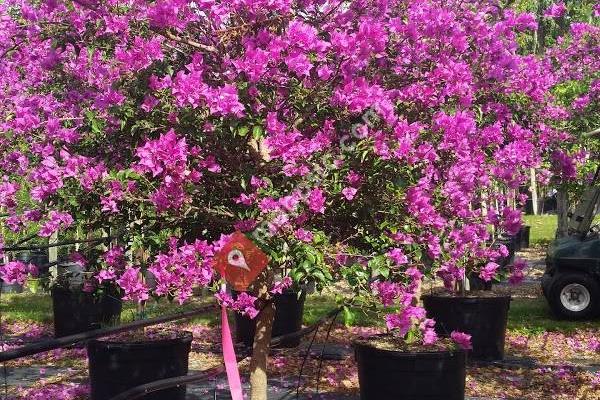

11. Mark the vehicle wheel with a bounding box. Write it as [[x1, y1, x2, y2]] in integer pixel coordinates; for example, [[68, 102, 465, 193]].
[[548, 273, 600, 319]]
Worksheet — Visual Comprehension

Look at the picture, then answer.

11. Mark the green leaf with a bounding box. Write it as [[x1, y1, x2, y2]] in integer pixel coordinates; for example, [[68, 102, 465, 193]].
[[376, 266, 390, 279], [238, 126, 250, 137], [313, 270, 326, 282], [252, 126, 263, 139], [342, 306, 356, 327]]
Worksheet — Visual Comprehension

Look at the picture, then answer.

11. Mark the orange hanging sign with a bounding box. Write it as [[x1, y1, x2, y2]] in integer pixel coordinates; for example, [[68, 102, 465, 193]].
[[213, 231, 269, 291]]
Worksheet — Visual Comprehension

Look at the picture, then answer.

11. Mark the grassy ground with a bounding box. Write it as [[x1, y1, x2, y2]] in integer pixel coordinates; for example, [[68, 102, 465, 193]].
[[523, 215, 557, 246], [523, 213, 600, 246], [508, 297, 600, 335], [2, 290, 598, 336], [0, 292, 218, 327]]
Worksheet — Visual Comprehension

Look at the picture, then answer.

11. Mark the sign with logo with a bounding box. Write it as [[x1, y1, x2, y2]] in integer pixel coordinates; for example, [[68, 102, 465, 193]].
[[213, 231, 269, 291]]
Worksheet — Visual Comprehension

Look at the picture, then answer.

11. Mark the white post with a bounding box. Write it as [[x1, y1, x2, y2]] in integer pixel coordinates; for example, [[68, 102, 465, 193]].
[[49, 232, 58, 264], [530, 168, 539, 215]]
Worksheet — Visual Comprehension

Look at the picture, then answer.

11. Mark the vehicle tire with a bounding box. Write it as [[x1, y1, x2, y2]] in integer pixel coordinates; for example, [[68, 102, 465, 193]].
[[548, 273, 600, 320]]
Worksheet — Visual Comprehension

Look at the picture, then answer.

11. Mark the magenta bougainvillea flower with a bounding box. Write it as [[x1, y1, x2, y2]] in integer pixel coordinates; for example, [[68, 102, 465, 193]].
[[451, 331, 473, 350]]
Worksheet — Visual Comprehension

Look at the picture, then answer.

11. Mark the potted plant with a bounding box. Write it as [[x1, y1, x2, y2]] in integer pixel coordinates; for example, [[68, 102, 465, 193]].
[[354, 308, 470, 400], [332, 239, 472, 400], [0, 0, 582, 399], [87, 329, 193, 400], [422, 250, 528, 361], [47, 249, 123, 338], [82, 236, 215, 400]]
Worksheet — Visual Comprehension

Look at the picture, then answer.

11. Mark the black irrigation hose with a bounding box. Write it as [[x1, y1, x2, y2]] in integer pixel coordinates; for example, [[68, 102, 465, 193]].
[[10, 233, 38, 248], [1, 234, 120, 252], [107, 364, 241, 400], [315, 308, 341, 394], [0, 304, 216, 363], [108, 308, 342, 400]]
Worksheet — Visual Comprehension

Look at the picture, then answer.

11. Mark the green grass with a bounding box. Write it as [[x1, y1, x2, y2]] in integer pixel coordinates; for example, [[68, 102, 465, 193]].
[[2, 291, 598, 337], [0, 293, 218, 327], [303, 294, 384, 327], [508, 297, 600, 336], [0, 293, 53, 323], [523, 214, 600, 247], [523, 215, 557, 246]]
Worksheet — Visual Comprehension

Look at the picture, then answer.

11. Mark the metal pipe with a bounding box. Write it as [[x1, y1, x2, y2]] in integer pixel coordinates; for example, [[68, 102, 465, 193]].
[[1, 234, 121, 252], [107, 365, 232, 400]]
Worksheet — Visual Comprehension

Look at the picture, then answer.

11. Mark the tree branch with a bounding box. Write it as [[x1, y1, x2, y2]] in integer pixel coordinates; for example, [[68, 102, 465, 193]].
[[152, 28, 218, 53]]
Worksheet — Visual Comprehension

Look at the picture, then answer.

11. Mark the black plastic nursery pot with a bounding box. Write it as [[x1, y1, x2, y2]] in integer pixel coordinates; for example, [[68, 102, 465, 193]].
[[519, 225, 531, 249], [495, 237, 516, 267], [16, 249, 50, 276], [235, 290, 306, 348], [0, 279, 24, 293], [88, 331, 192, 400], [423, 294, 511, 361], [354, 339, 466, 400], [52, 287, 122, 338], [467, 273, 492, 291]]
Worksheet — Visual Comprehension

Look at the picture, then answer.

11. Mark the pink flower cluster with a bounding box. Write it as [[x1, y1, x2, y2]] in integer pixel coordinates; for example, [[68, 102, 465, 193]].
[[270, 276, 293, 295], [216, 290, 260, 319], [0, 260, 37, 285], [148, 239, 214, 304]]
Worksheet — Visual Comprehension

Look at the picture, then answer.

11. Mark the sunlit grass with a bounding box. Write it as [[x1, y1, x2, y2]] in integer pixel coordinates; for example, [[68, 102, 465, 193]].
[[508, 297, 600, 336], [523, 215, 557, 246], [2, 287, 598, 336]]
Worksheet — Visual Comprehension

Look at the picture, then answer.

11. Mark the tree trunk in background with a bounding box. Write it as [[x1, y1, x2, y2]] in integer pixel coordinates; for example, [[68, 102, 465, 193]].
[[535, 0, 547, 55], [49, 232, 58, 264], [249, 272, 274, 400], [530, 168, 539, 215], [556, 189, 570, 238], [1, 208, 9, 265]]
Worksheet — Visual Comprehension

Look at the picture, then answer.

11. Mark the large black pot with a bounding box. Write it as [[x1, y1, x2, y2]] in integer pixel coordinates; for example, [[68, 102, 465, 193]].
[[495, 237, 516, 267], [467, 273, 492, 291], [354, 339, 466, 400], [0, 279, 23, 293], [518, 225, 531, 249], [423, 294, 511, 361], [52, 287, 122, 338], [235, 290, 306, 348], [16, 249, 50, 276], [88, 331, 192, 400]]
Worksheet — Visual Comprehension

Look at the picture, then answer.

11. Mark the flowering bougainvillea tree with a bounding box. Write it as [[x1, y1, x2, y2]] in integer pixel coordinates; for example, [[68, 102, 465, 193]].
[[0, 0, 596, 397], [542, 19, 600, 235]]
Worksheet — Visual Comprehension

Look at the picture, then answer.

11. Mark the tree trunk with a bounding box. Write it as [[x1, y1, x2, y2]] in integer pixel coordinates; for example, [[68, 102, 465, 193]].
[[249, 272, 274, 400], [556, 189, 570, 238], [535, 0, 547, 55], [250, 300, 275, 400], [530, 168, 539, 215], [49, 232, 58, 265]]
